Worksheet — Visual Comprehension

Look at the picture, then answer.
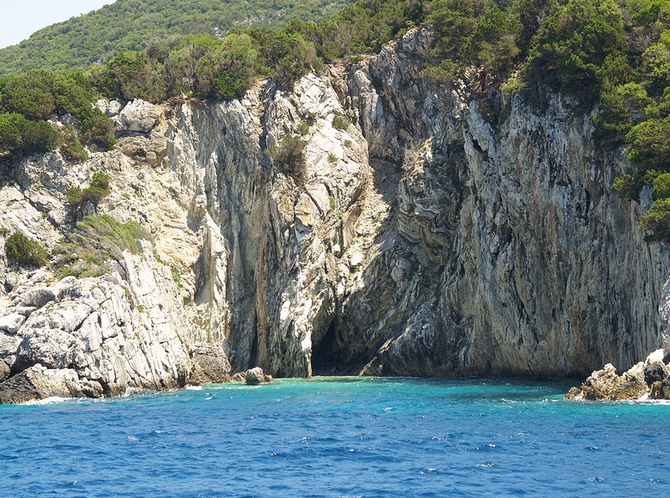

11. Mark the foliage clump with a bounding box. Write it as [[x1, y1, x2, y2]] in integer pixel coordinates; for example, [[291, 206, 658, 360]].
[[66, 171, 112, 209], [54, 214, 150, 279], [332, 112, 351, 130], [4, 232, 49, 267], [270, 135, 308, 183]]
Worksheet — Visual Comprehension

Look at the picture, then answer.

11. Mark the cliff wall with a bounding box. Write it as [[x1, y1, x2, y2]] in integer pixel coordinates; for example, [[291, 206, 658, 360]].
[[0, 28, 668, 401]]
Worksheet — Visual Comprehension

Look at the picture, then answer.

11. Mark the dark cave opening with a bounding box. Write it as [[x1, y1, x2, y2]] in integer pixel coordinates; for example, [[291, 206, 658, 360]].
[[311, 320, 343, 375]]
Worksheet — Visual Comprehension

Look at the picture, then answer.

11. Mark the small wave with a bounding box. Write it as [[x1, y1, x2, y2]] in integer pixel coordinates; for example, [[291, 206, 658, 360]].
[[24, 396, 71, 406], [186, 385, 203, 391]]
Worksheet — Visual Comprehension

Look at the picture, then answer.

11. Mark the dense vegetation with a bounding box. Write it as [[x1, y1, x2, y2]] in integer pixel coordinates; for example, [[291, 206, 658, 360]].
[[1, 0, 670, 242], [0, 69, 115, 160], [0, 0, 356, 77]]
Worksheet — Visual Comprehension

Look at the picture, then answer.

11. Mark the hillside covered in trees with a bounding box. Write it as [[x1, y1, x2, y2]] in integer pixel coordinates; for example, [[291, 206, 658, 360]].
[[0, 0, 356, 76]]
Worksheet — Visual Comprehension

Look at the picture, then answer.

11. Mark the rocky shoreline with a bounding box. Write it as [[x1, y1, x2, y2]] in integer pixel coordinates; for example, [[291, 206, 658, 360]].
[[566, 347, 670, 401]]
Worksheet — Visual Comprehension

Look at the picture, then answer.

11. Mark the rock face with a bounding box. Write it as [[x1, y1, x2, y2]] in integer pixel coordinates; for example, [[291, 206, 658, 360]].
[[1, 28, 670, 403], [566, 349, 670, 400]]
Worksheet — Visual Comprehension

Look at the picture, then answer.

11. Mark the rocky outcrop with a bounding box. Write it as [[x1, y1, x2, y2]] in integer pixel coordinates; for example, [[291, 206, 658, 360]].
[[189, 343, 231, 384], [114, 99, 163, 134], [0, 364, 104, 404], [244, 367, 273, 385], [566, 349, 670, 401], [1, 27, 670, 404]]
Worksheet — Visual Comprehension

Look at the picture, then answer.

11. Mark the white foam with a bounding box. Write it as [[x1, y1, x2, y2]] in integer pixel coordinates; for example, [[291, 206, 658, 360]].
[[24, 396, 70, 406], [185, 385, 203, 391]]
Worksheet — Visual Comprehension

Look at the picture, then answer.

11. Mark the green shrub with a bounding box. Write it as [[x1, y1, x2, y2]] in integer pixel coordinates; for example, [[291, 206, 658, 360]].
[[642, 197, 670, 241], [0, 113, 60, 156], [626, 118, 670, 170], [427, 0, 520, 85], [332, 112, 351, 130], [524, 0, 626, 101], [270, 134, 307, 183], [92, 51, 168, 103], [59, 125, 89, 162], [66, 171, 111, 208], [54, 214, 151, 279], [612, 174, 642, 200], [90, 171, 111, 191], [653, 172, 670, 200], [297, 121, 311, 135], [5, 232, 49, 267]]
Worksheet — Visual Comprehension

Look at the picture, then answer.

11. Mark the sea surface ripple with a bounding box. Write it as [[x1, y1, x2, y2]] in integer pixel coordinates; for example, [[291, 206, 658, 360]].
[[1, 377, 668, 497]]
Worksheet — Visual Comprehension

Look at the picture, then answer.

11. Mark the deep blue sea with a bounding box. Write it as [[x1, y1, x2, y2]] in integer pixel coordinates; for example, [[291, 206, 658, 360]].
[[1, 377, 669, 497]]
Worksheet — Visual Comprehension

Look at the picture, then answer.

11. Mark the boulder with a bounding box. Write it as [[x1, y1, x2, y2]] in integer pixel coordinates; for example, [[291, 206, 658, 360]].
[[645, 348, 665, 365], [20, 288, 57, 309], [115, 99, 162, 133], [231, 372, 246, 382], [0, 364, 104, 404], [568, 352, 670, 401], [245, 367, 273, 385], [565, 386, 582, 400], [0, 332, 21, 366], [189, 343, 231, 384], [96, 98, 123, 117], [0, 313, 25, 334]]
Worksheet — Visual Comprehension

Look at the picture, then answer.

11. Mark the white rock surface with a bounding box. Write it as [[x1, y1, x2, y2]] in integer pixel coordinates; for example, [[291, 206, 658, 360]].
[[115, 99, 163, 133]]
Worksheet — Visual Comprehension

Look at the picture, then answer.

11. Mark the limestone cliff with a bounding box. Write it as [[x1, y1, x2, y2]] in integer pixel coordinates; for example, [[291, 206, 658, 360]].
[[1, 28, 668, 402]]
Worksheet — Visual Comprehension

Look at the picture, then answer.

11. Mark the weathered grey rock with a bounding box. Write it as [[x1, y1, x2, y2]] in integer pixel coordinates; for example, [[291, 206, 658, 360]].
[[245, 367, 272, 385], [96, 98, 123, 117], [231, 372, 246, 382], [0, 313, 25, 334], [20, 288, 57, 309], [189, 343, 231, 384], [0, 360, 9, 381], [0, 364, 103, 404], [3, 250, 194, 398], [644, 362, 669, 385], [115, 99, 162, 133]]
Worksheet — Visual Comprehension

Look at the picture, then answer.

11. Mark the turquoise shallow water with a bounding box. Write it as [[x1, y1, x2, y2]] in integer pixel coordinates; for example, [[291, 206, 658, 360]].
[[1, 377, 669, 497]]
